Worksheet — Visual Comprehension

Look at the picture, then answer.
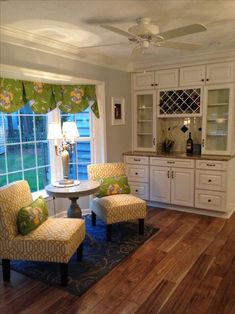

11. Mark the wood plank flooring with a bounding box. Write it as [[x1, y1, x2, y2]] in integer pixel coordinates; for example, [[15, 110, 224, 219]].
[[0, 208, 235, 314]]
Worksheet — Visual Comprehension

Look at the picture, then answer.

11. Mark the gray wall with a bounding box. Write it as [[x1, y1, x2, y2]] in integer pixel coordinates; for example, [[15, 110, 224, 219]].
[[0, 42, 132, 162]]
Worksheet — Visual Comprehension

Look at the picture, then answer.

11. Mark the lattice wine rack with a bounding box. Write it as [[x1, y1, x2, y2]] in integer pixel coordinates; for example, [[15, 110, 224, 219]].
[[158, 88, 201, 117]]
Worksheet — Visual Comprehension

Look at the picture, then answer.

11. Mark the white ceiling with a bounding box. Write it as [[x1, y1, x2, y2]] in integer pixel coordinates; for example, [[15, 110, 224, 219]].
[[1, 0, 235, 71]]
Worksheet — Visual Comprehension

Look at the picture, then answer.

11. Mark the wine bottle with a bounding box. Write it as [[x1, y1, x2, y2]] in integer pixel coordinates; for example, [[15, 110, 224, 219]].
[[186, 132, 193, 154]]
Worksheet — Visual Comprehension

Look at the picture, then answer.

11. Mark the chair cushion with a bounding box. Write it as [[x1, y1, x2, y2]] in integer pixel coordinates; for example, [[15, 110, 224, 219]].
[[17, 196, 49, 235], [0, 218, 85, 263], [91, 194, 146, 224], [95, 175, 130, 198]]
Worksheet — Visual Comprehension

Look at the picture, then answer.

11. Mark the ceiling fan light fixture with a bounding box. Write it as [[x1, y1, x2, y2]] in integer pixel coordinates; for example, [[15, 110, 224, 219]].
[[128, 18, 159, 36]]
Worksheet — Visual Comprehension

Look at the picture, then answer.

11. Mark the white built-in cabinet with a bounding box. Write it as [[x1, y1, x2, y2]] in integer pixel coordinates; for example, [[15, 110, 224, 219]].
[[180, 62, 234, 86], [133, 91, 156, 151], [201, 83, 234, 155], [124, 155, 235, 217], [133, 68, 178, 90], [150, 158, 194, 207]]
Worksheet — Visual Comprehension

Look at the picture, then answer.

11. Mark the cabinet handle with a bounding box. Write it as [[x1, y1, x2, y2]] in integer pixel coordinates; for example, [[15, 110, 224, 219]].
[[153, 138, 156, 146], [167, 161, 175, 164], [171, 171, 174, 179], [206, 163, 215, 167], [202, 139, 205, 147], [134, 158, 141, 162], [208, 199, 211, 202], [167, 170, 170, 178]]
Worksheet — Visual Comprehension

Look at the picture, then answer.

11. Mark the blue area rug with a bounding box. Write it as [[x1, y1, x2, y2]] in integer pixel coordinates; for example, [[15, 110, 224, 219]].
[[11, 216, 159, 296]]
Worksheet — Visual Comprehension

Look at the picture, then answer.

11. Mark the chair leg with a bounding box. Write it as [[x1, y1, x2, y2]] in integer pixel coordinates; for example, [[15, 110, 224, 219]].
[[60, 263, 68, 286], [77, 242, 83, 261], [139, 219, 144, 235], [2, 259, 10, 282], [92, 211, 96, 226], [106, 224, 112, 241]]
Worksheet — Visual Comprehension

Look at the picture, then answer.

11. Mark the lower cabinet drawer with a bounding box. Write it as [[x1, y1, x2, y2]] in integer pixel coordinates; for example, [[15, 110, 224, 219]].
[[196, 170, 226, 191], [195, 189, 226, 212], [125, 164, 149, 182], [129, 182, 149, 200]]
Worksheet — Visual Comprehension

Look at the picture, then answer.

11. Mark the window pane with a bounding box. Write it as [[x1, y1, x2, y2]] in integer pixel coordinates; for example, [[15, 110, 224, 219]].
[[24, 169, 37, 192], [37, 142, 50, 166], [8, 171, 22, 183], [75, 109, 90, 137], [0, 151, 6, 174], [78, 164, 88, 180], [0, 175, 7, 186], [22, 143, 36, 169], [69, 163, 77, 180], [77, 142, 91, 163], [4, 115, 20, 143], [20, 115, 34, 142], [35, 116, 48, 141], [7, 145, 22, 172], [38, 167, 50, 190]]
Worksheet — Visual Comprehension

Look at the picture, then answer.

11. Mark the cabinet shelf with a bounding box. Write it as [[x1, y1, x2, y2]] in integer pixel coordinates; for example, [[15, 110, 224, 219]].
[[138, 107, 153, 110], [137, 133, 152, 136], [207, 133, 227, 137], [208, 103, 229, 107], [207, 118, 227, 122], [138, 119, 152, 123]]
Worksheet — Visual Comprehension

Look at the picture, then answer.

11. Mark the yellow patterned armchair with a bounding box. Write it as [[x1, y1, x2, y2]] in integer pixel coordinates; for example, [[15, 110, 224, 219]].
[[88, 162, 147, 241], [0, 180, 85, 286]]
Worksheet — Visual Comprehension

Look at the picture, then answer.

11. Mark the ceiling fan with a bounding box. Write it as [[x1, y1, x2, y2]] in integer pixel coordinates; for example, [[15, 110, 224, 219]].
[[82, 18, 207, 57]]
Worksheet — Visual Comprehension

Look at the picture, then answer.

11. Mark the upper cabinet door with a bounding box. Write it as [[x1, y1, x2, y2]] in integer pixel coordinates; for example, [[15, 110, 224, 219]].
[[133, 72, 155, 90], [206, 62, 234, 84], [180, 65, 206, 86], [155, 69, 179, 88]]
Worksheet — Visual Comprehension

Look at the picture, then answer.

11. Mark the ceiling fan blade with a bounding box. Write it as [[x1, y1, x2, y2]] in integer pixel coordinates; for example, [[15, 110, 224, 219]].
[[100, 24, 140, 40], [157, 24, 206, 40], [154, 41, 202, 50], [79, 42, 127, 49]]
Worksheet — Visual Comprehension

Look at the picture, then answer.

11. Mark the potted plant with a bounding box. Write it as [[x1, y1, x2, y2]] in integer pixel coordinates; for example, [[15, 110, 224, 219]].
[[161, 126, 176, 153]]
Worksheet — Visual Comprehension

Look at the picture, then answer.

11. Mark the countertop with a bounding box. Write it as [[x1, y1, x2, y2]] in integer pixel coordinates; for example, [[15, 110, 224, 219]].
[[123, 151, 235, 161]]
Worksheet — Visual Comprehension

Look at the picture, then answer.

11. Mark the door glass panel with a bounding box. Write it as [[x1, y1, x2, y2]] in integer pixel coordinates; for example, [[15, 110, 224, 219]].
[[205, 88, 229, 151], [137, 94, 153, 148]]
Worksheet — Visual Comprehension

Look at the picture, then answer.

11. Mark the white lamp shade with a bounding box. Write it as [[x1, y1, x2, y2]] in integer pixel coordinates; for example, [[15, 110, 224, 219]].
[[47, 122, 63, 140], [62, 121, 80, 142]]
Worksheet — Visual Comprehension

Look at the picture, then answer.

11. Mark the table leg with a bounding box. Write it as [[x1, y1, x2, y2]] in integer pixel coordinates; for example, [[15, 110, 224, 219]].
[[67, 197, 82, 218]]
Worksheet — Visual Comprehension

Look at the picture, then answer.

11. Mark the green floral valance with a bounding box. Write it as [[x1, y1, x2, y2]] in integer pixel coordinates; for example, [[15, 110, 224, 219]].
[[0, 78, 99, 118]]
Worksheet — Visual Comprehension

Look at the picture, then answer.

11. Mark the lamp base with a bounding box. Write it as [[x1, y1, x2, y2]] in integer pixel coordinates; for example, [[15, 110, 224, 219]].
[[59, 179, 74, 185], [52, 180, 80, 188]]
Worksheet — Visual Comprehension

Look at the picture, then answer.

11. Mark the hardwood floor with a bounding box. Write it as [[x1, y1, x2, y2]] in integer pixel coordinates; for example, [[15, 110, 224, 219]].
[[1, 208, 235, 314]]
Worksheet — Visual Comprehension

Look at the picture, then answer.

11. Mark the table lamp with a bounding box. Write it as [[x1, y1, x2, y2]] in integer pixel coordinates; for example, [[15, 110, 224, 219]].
[[47, 121, 79, 186]]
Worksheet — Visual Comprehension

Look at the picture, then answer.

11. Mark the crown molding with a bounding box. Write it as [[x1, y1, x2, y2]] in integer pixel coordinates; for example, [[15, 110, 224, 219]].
[[0, 25, 128, 72], [132, 48, 235, 71]]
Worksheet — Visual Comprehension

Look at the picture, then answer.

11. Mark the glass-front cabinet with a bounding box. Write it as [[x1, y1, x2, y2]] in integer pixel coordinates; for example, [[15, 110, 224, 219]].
[[134, 91, 156, 151], [202, 84, 234, 155]]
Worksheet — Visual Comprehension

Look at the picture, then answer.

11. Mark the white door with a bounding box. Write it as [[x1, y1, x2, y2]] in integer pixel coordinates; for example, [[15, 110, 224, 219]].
[[150, 166, 170, 203], [171, 167, 194, 207], [206, 63, 234, 84], [180, 65, 206, 86], [155, 69, 179, 88], [134, 91, 157, 151], [201, 84, 233, 155], [133, 72, 155, 90]]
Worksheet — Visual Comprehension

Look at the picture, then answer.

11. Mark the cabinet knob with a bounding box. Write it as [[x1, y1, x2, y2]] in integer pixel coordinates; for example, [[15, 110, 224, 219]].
[[208, 199, 211, 203], [151, 83, 154, 86], [201, 79, 205, 82], [135, 172, 138, 175], [155, 83, 158, 86], [135, 189, 139, 192], [206, 78, 209, 81], [208, 179, 212, 182]]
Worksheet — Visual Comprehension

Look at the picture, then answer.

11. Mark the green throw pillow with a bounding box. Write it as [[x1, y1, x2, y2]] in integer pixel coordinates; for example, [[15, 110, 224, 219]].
[[95, 175, 130, 198], [17, 196, 49, 235]]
